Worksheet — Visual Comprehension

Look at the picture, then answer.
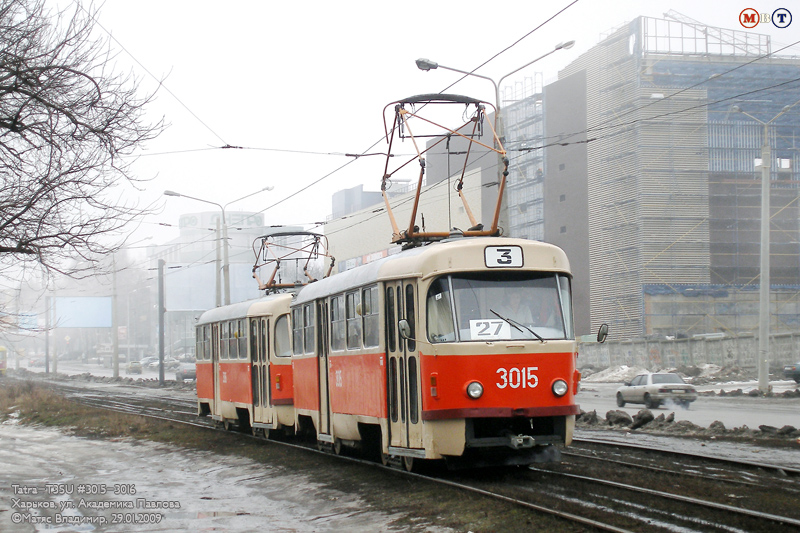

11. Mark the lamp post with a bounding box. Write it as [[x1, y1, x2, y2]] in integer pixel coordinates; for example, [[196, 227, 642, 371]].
[[732, 102, 796, 394], [164, 186, 273, 306], [416, 41, 574, 233]]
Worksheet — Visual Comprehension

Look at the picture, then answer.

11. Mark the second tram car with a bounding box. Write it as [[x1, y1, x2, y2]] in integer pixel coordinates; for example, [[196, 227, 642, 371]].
[[196, 293, 295, 436]]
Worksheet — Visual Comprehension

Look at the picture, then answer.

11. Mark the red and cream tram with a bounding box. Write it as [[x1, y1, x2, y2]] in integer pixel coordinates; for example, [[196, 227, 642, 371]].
[[196, 293, 295, 436], [290, 236, 580, 469]]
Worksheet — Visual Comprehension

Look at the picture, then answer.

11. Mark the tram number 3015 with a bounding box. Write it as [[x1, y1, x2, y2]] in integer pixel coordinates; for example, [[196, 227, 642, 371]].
[[496, 366, 539, 389]]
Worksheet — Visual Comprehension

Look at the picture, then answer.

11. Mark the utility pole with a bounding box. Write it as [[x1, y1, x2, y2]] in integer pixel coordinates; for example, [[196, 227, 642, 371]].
[[215, 219, 222, 307], [112, 256, 119, 379], [158, 259, 165, 385], [44, 295, 50, 375], [757, 123, 771, 394], [732, 101, 800, 394], [51, 290, 57, 375]]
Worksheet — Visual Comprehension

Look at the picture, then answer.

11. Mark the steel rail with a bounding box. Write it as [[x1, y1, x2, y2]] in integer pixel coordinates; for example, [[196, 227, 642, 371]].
[[533, 468, 800, 529], [574, 435, 800, 476]]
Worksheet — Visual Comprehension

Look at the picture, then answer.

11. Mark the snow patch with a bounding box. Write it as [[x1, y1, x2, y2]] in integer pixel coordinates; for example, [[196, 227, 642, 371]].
[[582, 365, 648, 383]]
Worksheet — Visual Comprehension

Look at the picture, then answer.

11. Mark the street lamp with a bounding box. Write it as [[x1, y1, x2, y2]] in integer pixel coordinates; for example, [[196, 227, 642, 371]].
[[732, 102, 796, 394], [416, 41, 575, 232], [164, 186, 273, 306]]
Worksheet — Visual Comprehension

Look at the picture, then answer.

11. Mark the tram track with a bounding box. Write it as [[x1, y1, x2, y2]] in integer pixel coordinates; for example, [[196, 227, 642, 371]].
[[574, 435, 800, 478], [15, 376, 800, 532]]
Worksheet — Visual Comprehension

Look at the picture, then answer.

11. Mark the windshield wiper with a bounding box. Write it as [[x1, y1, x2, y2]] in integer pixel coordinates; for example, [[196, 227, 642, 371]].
[[490, 309, 545, 342]]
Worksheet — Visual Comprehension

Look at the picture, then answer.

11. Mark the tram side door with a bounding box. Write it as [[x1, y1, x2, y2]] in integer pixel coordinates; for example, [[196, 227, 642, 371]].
[[317, 300, 332, 437], [212, 323, 220, 415], [386, 280, 423, 450], [260, 318, 271, 424], [251, 318, 271, 426]]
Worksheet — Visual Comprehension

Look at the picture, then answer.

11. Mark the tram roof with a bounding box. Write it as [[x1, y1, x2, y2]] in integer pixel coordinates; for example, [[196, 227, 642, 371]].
[[196, 292, 293, 326], [294, 237, 569, 305]]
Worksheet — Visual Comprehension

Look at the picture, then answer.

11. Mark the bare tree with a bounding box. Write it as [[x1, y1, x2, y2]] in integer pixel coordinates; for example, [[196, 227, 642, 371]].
[[0, 0, 163, 277]]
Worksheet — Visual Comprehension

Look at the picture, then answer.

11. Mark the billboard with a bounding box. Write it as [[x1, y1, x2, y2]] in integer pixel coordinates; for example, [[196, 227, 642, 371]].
[[53, 297, 112, 328]]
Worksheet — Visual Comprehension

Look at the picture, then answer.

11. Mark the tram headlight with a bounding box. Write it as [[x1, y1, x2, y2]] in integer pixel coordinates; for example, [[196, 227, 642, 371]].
[[552, 379, 569, 397], [466, 381, 484, 399]]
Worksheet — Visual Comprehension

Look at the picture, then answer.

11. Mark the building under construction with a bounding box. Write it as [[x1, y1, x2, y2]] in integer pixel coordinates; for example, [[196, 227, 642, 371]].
[[324, 13, 800, 342], [545, 13, 800, 340]]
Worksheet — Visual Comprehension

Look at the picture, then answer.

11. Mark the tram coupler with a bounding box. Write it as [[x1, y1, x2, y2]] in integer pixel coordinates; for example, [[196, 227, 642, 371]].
[[506, 433, 535, 449]]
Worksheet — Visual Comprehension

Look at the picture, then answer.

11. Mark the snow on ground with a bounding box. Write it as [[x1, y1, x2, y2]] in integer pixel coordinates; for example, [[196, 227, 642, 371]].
[[581, 365, 648, 383], [0, 420, 443, 533]]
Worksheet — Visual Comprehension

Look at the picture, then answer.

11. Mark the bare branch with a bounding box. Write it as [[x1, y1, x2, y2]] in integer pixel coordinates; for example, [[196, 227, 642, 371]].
[[0, 0, 164, 277]]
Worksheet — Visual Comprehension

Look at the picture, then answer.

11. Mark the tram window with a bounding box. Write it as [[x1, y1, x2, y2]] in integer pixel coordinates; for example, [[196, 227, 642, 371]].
[[389, 358, 398, 423], [221, 322, 230, 360], [261, 365, 268, 406], [228, 322, 238, 359], [558, 274, 574, 339], [303, 304, 315, 354], [399, 358, 406, 423], [252, 366, 259, 406], [408, 357, 418, 424], [204, 326, 211, 360], [405, 284, 416, 352], [238, 319, 248, 359], [396, 287, 403, 351], [330, 296, 345, 351], [212, 325, 219, 361], [250, 319, 259, 363], [345, 291, 361, 350], [446, 272, 570, 341], [195, 329, 203, 362], [426, 277, 455, 343], [362, 286, 379, 348], [261, 319, 268, 362], [292, 308, 303, 355], [385, 287, 396, 352], [275, 314, 292, 357]]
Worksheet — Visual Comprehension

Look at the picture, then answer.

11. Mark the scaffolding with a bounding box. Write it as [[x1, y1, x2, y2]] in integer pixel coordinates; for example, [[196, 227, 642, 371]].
[[504, 73, 545, 241], [554, 14, 800, 339]]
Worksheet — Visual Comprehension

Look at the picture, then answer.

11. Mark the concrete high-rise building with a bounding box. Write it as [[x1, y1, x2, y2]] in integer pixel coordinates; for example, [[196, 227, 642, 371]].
[[545, 15, 800, 340], [324, 14, 800, 342]]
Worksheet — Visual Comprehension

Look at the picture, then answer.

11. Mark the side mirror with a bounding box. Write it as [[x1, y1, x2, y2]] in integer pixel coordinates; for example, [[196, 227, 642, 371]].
[[597, 323, 609, 344], [398, 319, 411, 340]]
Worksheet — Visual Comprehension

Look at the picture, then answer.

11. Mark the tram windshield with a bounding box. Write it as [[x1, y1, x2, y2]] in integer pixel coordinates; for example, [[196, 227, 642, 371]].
[[426, 272, 573, 342]]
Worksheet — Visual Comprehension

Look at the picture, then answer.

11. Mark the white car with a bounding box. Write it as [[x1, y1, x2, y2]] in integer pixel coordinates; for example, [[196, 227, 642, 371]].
[[616, 373, 697, 409], [146, 357, 180, 370]]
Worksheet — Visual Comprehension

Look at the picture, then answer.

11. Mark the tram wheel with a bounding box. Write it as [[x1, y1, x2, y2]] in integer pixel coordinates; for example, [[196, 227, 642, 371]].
[[402, 456, 415, 472], [333, 438, 343, 456], [223, 418, 232, 431]]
